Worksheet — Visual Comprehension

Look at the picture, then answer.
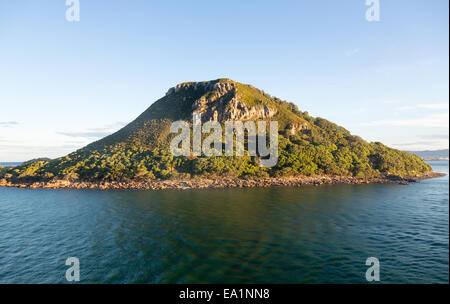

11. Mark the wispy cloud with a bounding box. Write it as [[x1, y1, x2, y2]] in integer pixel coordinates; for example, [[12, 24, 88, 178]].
[[0, 143, 81, 149], [398, 103, 449, 111], [58, 122, 127, 139], [0, 121, 19, 127], [0, 143, 83, 162], [394, 141, 438, 147], [391, 140, 449, 150], [58, 131, 113, 138], [418, 134, 449, 140], [363, 113, 449, 128], [86, 122, 127, 132], [381, 100, 401, 105], [418, 103, 449, 110], [345, 48, 360, 56]]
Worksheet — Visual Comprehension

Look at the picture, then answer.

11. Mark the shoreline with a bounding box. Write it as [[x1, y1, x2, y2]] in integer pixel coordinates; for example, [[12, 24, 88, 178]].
[[0, 172, 445, 191]]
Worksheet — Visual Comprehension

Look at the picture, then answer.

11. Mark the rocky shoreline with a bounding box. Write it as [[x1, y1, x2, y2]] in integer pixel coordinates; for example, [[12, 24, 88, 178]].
[[0, 172, 445, 191]]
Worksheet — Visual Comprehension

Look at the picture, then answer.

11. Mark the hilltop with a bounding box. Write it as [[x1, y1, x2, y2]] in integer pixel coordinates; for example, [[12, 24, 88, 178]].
[[0, 79, 434, 189]]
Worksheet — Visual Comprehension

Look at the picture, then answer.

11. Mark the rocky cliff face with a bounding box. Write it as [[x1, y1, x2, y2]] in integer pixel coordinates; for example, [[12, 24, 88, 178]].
[[286, 122, 309, 135], [166, 79, 279, 123]]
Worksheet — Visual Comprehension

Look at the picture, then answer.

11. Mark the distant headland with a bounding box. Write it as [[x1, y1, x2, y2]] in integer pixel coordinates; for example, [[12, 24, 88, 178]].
[[407, 149, 449, 161]]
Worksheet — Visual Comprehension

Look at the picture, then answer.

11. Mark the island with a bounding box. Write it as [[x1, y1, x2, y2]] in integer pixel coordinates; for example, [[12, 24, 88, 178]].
[[0, 79, 443, 190]]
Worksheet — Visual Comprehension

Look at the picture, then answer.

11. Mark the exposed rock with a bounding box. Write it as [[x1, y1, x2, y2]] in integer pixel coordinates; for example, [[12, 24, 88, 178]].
[[166, 79, 278, 122], [286, 122, 309, 135], [1, 172, 445, 191], [192, 87, 277, 122]]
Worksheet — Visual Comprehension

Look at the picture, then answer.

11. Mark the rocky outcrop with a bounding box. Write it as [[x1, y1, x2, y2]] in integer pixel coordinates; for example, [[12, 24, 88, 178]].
[[286, 122, 309, 135], [0, 172, 445, 191], [166, 80, 233, 96], [165, 79, 279, 122], [168, 80, 277, 122], [195, 97, 278, 122], [221, 98, 277, 121]]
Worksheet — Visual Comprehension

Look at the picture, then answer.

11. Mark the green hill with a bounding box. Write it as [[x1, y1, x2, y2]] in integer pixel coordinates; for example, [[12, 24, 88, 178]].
[[1, 79, 432, 183]]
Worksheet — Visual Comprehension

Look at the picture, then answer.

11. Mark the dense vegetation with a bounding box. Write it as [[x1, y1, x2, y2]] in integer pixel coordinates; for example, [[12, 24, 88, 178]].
[[0, 79, 432, 183]]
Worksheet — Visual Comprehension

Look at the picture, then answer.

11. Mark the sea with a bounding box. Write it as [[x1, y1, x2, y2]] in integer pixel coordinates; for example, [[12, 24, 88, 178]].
[[0, 162, 22, 167], [0, 161, 448, 283]]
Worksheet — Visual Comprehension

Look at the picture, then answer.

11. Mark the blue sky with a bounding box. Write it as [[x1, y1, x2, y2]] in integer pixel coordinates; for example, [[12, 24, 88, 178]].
[[0, 0, 448, 161]]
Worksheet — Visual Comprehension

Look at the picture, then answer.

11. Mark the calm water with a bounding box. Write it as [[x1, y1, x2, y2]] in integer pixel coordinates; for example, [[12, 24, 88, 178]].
[[0, 161, 448, 283]]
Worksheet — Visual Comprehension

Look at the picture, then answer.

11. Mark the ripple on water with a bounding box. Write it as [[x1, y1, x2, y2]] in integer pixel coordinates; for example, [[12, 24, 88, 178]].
[[0, 162, 448, 283]]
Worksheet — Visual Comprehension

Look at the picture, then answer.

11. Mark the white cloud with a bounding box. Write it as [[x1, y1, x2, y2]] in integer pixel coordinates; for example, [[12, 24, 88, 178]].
[[0, 143, 82, 162], [417, 103, 449, 110], [381, 100, 401, 105], [58, 122, 127, 139], [419, 134, 449, 140], [345, 48, 360, 56], [0, 121, 19, 127], [363, 113, 449, 128], [398, 103, 449, 111], [391, 141, 449, 151], [58, 131, 112, 138]]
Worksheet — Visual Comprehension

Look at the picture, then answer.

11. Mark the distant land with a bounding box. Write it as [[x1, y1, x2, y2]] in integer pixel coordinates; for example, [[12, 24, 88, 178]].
[[407, 149, 449, 161], [0, 79, 439, 190]]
